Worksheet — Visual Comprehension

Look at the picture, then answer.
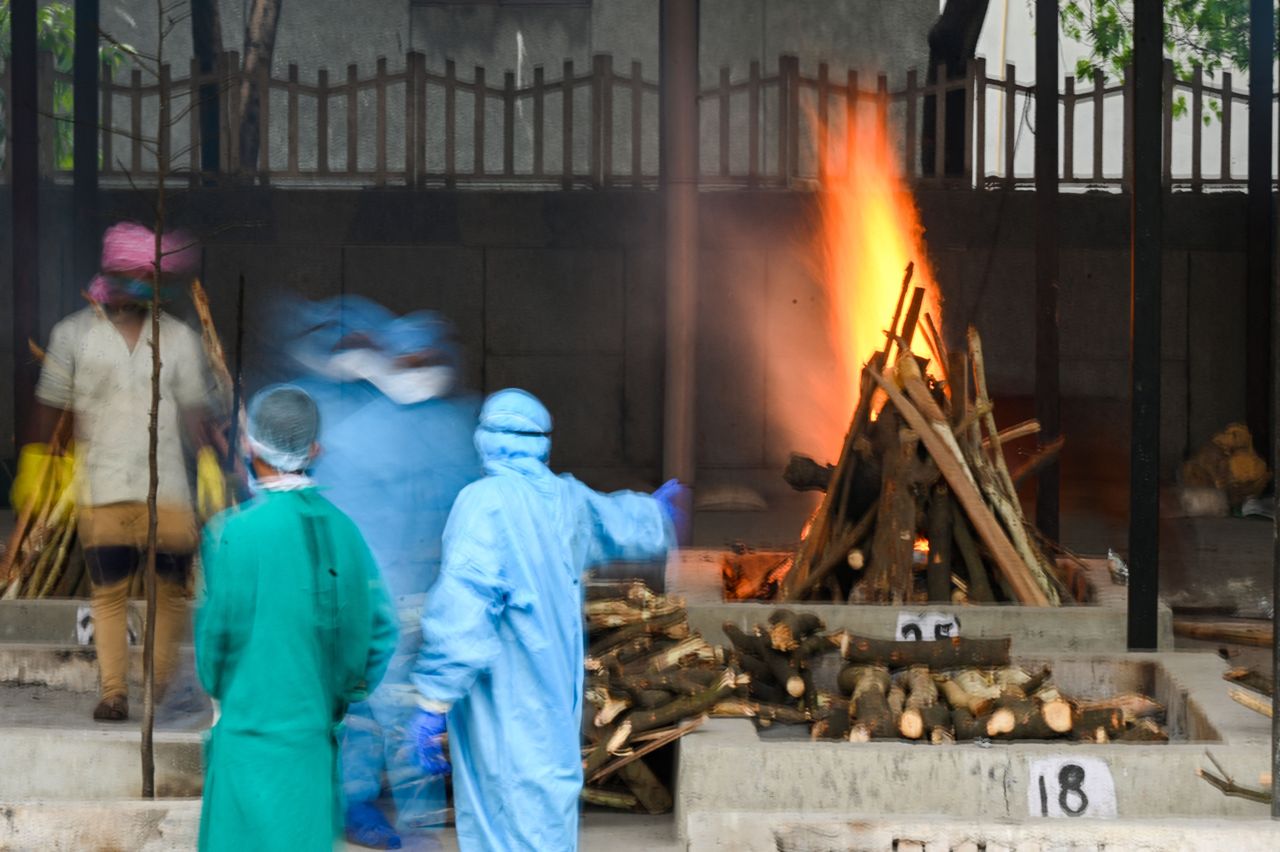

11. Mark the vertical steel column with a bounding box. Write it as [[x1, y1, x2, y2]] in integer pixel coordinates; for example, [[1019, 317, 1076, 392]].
[[11, 0, 39, 448], [1128, 0, 1162, 650], [1262, 0, 1280, 816], [1034, 0, 1061, 540], [73, 0, 101, 291], [1248, 0, 1275, 464], [660, 0, 699, 541]]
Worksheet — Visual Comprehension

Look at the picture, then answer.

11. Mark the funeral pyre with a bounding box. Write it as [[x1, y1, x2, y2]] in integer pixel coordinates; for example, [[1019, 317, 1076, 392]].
[[724, 270, 1072, 607]]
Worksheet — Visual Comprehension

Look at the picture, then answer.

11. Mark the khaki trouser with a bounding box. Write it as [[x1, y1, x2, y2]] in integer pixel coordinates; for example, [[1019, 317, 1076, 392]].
[[80, 503, 196, 701]]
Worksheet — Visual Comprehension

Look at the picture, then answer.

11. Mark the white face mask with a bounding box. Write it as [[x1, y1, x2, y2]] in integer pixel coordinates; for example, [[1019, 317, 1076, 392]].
[[323, 349, 455, 405]]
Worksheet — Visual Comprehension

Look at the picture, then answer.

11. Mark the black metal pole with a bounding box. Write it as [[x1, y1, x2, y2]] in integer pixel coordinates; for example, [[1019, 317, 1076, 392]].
[[11, 0, 39, 448], [1248, 0, 1275, 465], [191, 0, 222, 181], [1034, 0, 1061, 541], [659, 0, 699, 544], [73, 0, 101, 291], [1128, 0, 1162, 651]]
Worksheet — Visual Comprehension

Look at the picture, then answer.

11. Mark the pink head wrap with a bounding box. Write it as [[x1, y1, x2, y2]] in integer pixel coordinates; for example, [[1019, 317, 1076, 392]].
[[89, 223, 200, 304]]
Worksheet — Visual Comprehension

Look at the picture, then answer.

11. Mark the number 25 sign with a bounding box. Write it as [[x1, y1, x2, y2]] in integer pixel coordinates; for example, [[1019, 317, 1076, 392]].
[[1027, 756, 1117, 819]]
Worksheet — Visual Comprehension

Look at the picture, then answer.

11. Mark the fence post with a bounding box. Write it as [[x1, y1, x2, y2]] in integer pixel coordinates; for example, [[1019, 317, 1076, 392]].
[[1191, 64, 1203, 191], [1092, 68, 1104, 181], [1123, 65, 1134, 191], [1063, 75, 1075, 181], [503, 70, 516, 177], [1221, 71, 1233, 181], [189, 57, 201, 186], [776, 56, 791, 184], [288, 64, 300, 177], [130, 66, 143, 176], [1, 62, 10, 180], [816, 62, 829, 181], [101, 59, 114, 177], [844, 68, 856, 181], [445, 59, 457, 185], [473, 65, 486, 177], [404, 53, 417, 185], [934, 62, 947, 179], [905, 68, 918, 179], [631, 60, 643, 186], [974, 58, 986, 188], [227, 51, 242, 173], [317, 67, 330, 175], [963, 59, 976, 183], [257, 59, 270, 181], [787, 56, 801, 184], [160, 63, 173, 177], [601, 54, 614, 185], [375, 57, 388, 185], [347, 63, 358, 176], [36, 50, 54, 175], [747, 61, 761, 185], [562, 59, 574, 189], [1004, 63, 1016, 187], [876, 73, 888, 144], [1161, 58, 1174, 188], [720, 66, 732, 178], [533, 65, 546, 179], [590, 54, 604, 186], [414, 52, 427, 186]]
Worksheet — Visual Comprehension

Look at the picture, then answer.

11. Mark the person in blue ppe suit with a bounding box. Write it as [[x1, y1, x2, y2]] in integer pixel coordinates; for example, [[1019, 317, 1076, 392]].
[[408, 388, 687, 852], [284, 295, 481, 850]]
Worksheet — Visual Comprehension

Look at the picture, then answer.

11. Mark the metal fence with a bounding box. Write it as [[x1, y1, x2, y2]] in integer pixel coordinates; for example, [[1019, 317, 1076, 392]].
[[0, 50, 1275, 190]]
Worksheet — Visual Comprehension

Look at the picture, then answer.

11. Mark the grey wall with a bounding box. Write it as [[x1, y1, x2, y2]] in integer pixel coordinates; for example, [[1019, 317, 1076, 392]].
[[2, 186, 1252, 494]]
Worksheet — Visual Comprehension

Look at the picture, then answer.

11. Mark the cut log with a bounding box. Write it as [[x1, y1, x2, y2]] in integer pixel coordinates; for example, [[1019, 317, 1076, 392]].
[[987, 696, 1061, 739], [627, 670, 738, 735], [1118, 718, 1169, 742], [951, 513, 995, 603], [951, 707, 993, 740], [1040, 697, 1075, 733], [767, 609, 825, 651], [926, 484, 953, 602], [784, 453, 834, 492], [588, 611, 688, 657], [1173, 618, 1273, 647], [1021, 665, 1053, 696], [616, 757, 673, 814], [1073, 707, 1124, 740], [902, 702, 953, 740], [1076, 693, 1164, 721], [839, 633, 1012, 668], [886, 682, 907, 717], [583, 719, 634, 778], [581, 786, 640, 810], [847, 665, 897, 740], [938, 676, 995, 716], [855, 425, 920, 604], [1229, 688, 1273, 718], [1223, 667, 1274, 697], [792, 503, 876, 601], [870, 363, 1051, 606]]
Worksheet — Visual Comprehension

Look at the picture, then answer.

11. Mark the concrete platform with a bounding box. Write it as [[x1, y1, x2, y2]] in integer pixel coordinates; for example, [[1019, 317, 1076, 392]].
[[670, 549, 1175, 653], [674, 651, 1273, 844]]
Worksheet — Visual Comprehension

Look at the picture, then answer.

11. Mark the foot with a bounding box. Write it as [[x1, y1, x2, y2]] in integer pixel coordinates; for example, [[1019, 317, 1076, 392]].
[[345, 802, 402, 850], [93, 694, 129, 722]]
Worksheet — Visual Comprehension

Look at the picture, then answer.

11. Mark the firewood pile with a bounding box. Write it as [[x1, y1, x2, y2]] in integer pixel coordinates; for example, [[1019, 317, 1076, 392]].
[[759, 267, 1070, 606], [582, 580, 756, 813], [724, 608, 1169, 744]]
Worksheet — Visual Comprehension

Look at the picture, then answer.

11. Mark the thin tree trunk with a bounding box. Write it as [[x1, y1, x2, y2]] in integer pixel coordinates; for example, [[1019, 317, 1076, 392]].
[[239, 0, 283, 176]]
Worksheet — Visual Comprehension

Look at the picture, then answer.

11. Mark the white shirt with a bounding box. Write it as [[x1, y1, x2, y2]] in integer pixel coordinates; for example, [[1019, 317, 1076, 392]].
[[35, 307, 215, 508]]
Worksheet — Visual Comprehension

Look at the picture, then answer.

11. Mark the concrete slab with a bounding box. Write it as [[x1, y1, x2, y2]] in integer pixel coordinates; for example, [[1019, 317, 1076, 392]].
[[688, 813, 1280, 851], [674, 651, 1273, 842], [669, 549, 1176, 653]]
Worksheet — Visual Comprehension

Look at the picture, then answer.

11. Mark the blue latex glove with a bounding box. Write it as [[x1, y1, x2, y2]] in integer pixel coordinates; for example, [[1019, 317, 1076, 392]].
[[653, 479, 691, 542], [408, 709, 450, 776]]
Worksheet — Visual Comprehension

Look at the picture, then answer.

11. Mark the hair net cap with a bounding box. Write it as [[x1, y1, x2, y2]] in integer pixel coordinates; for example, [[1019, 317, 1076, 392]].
[[479, 389, 552, 436], [247, 384, 321, 472]]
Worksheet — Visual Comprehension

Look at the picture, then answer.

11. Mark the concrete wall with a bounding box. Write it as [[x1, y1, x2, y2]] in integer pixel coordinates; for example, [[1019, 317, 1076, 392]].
[[1, 186, 1252, 494]]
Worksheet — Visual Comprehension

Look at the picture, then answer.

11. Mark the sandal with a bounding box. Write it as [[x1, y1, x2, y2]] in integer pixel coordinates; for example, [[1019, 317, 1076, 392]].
[[93, 694, 129, 722]]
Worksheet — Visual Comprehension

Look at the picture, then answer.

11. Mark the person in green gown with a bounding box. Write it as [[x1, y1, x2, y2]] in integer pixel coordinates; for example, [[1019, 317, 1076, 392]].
[[196, 385, 398, 851]]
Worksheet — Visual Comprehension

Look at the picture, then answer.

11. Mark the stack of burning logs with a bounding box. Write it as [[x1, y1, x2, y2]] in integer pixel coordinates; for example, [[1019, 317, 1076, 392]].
[[582, 580, 757, 813], [723, 608, 1168, 744], [771, 264, 1069, 606]]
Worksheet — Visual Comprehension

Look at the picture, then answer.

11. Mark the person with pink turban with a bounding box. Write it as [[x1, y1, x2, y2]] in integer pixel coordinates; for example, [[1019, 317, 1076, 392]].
[[12, 222, 224, 721]]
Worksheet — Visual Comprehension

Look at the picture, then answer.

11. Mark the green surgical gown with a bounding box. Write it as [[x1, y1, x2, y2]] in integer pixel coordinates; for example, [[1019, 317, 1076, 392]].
[[196, 487, 397, 852]]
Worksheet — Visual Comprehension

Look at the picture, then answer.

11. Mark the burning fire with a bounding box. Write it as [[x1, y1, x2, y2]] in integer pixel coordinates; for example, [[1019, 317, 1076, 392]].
[[912, 535, 930, 566], [813, 107, 943, 448]]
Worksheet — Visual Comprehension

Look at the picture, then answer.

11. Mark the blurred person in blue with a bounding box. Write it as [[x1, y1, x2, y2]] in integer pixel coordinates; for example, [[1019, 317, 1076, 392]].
[[196, 384, 398, 852], [283, 295, 481, 849], [408, 388, 688, 851]]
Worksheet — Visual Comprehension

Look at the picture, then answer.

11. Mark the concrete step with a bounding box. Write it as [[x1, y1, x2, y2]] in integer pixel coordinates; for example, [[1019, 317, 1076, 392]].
[[690, 813, 1280, 851], [0, 599, 193, 644], [0, 643, 197, 693]]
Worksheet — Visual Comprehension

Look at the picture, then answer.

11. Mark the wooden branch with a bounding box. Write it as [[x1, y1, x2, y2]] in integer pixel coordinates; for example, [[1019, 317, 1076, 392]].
[[766, 609, 825, 652], [581, 786, 640, 810], [926, 484, 953, 602], [1223, 667, 1274, 698], [791, 503, 876, 602], [1229, 688, 1273, 718], [952, 513, 995, 602], [1010, 435, 1065, 487], [869, 363, 1050, 605], [1173, 618, 1273, 647], [783, 453, 834, 492], [616, 757, 673, 814], [855, 425, 918, 604], [982, 419, 1041, 448], [839, 633, 1011, 668], [588, 716, 704, 785]]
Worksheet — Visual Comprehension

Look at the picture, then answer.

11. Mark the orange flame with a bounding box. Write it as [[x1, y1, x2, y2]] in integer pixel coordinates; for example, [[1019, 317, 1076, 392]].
[[814, 109, 943, 447]]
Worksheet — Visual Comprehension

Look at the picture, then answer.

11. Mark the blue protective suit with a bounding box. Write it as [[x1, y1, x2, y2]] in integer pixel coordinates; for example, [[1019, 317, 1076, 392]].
[[285, 297, 482, 833], [412, 389, 674, 852]]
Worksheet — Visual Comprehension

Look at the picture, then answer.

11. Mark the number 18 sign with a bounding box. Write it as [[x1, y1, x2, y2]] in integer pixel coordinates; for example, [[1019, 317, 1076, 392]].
[[1027, 756, 1117, 819]]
